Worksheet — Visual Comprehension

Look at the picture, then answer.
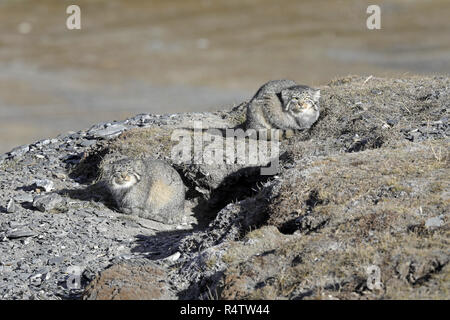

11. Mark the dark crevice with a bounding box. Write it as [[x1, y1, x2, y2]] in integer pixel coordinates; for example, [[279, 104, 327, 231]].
[[186, 166, 275, 228], [66, 144, 110, 184]]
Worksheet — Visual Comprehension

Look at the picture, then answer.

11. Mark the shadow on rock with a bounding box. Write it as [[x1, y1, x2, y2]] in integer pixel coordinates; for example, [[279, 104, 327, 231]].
[[188, 165, 274, 228], [130, 229, 192, 260]]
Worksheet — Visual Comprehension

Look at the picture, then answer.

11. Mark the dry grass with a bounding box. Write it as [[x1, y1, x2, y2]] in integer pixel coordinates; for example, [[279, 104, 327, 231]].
[[217, 139, 449, 299]]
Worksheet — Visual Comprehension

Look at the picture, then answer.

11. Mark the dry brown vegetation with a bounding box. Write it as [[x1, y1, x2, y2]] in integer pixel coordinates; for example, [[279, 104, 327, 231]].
[[220, 141, 449, 300]]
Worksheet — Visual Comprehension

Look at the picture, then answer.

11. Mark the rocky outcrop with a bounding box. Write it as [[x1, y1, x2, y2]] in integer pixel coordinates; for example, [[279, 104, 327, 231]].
[[83, 262, 175, 300], [0, 76, 448, 299]]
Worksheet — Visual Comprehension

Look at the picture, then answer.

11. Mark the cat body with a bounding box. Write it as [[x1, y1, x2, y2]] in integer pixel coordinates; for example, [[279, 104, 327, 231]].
[[103, 158, 185, 224], [246, 80, 321, 133]]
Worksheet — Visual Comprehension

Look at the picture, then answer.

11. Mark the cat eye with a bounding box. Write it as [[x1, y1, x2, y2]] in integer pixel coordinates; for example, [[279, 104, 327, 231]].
[[304, 99, 315, 106]]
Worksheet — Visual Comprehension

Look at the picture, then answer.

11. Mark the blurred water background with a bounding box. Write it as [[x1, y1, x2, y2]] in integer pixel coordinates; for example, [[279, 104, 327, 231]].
[[0, 0, 449, 153]]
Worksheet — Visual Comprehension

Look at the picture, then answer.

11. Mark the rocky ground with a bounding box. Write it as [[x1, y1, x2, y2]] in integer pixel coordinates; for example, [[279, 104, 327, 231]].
[[0, 75, 448, 300]]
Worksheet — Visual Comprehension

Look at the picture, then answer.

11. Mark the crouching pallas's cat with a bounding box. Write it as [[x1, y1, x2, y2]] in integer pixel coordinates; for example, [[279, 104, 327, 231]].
[[102, 158, 185, 224], [245, 80, 321, 135]]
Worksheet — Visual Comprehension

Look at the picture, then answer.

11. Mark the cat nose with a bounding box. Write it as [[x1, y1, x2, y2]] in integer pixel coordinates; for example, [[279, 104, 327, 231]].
[[120, 172, 128, 178]]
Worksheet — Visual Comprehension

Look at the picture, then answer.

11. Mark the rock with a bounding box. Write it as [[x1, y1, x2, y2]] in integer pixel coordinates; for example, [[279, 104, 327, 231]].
[[79, 139, 96, 148], [425, 216, 444, 229], [32, 193, 66, 212], [6, 199, 16, 213], [29, 268, 50, 286], [8, 145, 29, 158], [52, 172, 67, 181], [95, 224, 108, 233], [6, 228, 36, 239], [33, 179, 54, 192], [386, 119, 398, 126], [34, 139, 51, 148], [68, 132, 82, 140], [8, 221, 24, 228], [88, 123, 128, 140], [65, 265, 84, 290], [48, 256, 65, 266], [164, 252, 181, 263], [14, 194, 34, 203], [83, 263, 176, 300], [132, 114, 152, 126], [0, 153, 7, 165]]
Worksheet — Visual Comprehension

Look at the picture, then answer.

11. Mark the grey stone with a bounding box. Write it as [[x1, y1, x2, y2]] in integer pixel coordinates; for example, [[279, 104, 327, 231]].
[[35, 139, 51, 148], [29, 274, 43, 286], [408, 130, 422, 142], [6, 199, 15, 213], [87, 122, 107, 132], [0, 153, 7, 164], [96, 224, 108, 233], [79, 139, 97, 148], [69, 132, 82, 140], [8, 145, 29, 158], [164, 251, 181, 262], [131, 114, 152, 126], [8, 221, 24, 228], [386, 119, 398, 126], [48, 256, 65, 266], [425, 216, 444, 229], [65, 146, 78, 153], [33, 179, 54, 192], [52, 172, 67, 181], [33, 193, 66, 212], [6, 228, 36, 239], [30, 268, 50, 282], [14, 194, 34, 203], [89, 123, 127, 139]]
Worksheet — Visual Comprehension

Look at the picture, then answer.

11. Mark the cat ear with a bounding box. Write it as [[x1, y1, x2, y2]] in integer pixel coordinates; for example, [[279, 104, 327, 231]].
[[313, 89, 321, 101]]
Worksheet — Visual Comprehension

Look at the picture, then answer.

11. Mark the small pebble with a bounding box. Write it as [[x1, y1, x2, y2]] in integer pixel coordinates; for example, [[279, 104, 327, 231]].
[[33, 179, 54, 192], [6, 199, 16, 213]]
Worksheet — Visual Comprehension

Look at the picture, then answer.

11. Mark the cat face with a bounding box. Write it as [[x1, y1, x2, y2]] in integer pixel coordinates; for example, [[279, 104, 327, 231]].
[[104, 158, 143, 190], [281, 86, 320, 118]]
